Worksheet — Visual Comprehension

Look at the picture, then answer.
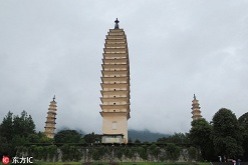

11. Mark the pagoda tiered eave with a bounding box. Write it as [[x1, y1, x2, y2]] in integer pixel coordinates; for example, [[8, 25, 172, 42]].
[[103, 53, 128, 59], [100, 111, 130, 119], [102, 58, 128, 64]]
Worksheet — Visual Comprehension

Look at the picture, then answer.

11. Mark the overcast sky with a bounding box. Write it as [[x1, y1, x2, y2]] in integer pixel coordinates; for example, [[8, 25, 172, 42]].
[[0, 0, 248, 135]]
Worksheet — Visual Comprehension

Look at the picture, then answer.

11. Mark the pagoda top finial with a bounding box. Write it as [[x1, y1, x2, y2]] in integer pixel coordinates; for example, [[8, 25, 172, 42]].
[[114, 18, 119, 29], [53, 95, 56, 101], [193, 94, 196, 100]]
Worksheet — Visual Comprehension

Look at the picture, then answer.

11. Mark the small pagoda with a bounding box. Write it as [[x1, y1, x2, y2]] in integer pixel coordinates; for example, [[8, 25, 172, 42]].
[[44, 96, 57, 138], [191, 94, 202, 120]]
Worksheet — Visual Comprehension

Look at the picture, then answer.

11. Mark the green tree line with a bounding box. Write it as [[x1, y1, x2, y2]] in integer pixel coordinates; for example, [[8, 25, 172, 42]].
[[189, 108, 248, 161], [0, 108, 247, 162]]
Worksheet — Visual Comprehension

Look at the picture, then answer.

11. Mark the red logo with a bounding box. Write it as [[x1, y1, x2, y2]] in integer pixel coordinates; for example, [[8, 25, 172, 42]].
[[2, 156, 10, 164]]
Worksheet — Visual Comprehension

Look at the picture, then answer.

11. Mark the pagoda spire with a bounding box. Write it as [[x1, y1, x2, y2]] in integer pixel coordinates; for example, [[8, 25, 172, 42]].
[[44, 96, 57, 138], [114, 18, 119, 29], [191, 94, 202, 120]]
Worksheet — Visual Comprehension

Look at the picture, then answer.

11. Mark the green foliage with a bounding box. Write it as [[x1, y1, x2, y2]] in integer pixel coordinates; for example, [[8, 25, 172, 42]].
[[28, 145, 39, 158], [60, 144, 81, 161], [13, 111, 35, 137], [19, 145, 56, 160], [46, 145, 58, 160], [157, 133, 189, 145], [137, 146, 148, 160], [148, 144, 160, 160], [12, 134, 29, 146], [166, 143, 180, 161], [27, 133, 40, 143], [238, 112, 248, 161], [128, 129, 170, 142], [212, 108, 243, 158], [187, 147, 198, 160], [0, 111, 36, 156], [70, 146, 81, 161], [54, 130, 82, 144], [189, 118, 214, 160], [83, 132, 100, 144], [37, 146, 46, 160], [61, 144, 71, 161], [238, 112, 248, 129], [91, 148, 101, 161], [37, 132, 54, 144], [0, 111, 35, 141], [190, 119, 212, 146], [212, 108, 240, 138], [123, 147, 134, 159], [23, 145, 47, 161], [0, 136, 10, 154], [0, 111, 14, 142], [116, 147, 125, 160]]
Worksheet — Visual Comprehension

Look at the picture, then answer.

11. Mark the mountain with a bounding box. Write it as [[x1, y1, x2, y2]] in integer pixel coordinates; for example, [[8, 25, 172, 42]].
[[57, 127, 86, 136], [57, 127, 170, 142], [128, 129, 170, 142]]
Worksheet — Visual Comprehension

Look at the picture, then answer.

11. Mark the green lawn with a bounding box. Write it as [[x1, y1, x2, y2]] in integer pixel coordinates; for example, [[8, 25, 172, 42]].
[[30, 162, 210, 165], [0, 161, 210, 165]]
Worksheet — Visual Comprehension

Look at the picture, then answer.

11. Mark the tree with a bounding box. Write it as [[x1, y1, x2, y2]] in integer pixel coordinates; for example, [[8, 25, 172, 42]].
[[238, 112, 248, 161], [36, 132, 54, 143], [60, 144, 71, 161], [157, 133, 189, 145], [91, 146, 105, 161], [148, 144, 160, 161], [116, 147, 125, 160], [123, 147, 134, 160], [83, 132, 100, 144], [0, 111, 14, 142], [0, 111, 36, 156], [69, 146, 81, 161], [12, 111, 35, 138], [137, 146, 148, 160], [0, 136, 11, 156], [27, 134, 40, 143], [166, 143, 180, 161], [189, 118, 215, 160], [188, 146, 198, 161], [212, 108, 243, 159], [60, 144, 81, 161], [91, 148, 101, 161], [54, 130, 82, 144]]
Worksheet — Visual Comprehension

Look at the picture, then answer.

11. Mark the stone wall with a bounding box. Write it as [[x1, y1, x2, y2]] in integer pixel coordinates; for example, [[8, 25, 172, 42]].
[[16, 145, 199, 163]]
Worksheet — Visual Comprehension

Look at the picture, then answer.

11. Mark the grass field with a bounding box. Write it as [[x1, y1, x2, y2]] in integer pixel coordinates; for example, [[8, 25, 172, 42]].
[[0, 161, 210, 165], [30, 162, 210, 165]]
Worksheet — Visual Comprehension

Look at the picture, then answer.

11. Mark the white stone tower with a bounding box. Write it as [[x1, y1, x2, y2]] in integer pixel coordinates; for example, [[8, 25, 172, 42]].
[[100, 19, 130, 143]]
